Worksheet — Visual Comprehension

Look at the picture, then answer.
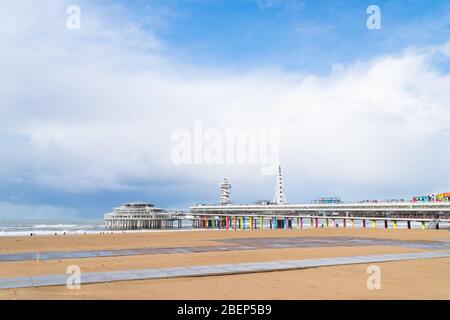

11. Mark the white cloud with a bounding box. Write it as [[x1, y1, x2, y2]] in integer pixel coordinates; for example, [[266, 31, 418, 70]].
[[0, 0, 449, 204]]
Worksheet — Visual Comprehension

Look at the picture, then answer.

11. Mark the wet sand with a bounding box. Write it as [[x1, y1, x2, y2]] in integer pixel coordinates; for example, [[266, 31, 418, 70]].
[[0, 229, 449, 299]]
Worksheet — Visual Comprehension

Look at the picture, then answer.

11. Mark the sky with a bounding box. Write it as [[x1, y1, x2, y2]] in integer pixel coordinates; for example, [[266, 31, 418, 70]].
[[0, 0, 449, 220]]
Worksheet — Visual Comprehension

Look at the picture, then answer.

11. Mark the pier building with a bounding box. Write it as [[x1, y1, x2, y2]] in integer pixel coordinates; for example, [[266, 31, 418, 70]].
[[104, 202, 182, 230]]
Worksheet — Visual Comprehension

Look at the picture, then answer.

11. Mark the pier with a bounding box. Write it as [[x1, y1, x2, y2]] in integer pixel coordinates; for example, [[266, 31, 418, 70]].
[[104, 202, 183, 231], [189, 212, 450, 230], [104, 167, 450, 231], [189, 167, 450, 231]]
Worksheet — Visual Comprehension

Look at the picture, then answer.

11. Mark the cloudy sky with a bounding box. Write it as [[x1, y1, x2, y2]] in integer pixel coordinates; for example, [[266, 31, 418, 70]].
[[0, 0, 449, 220]]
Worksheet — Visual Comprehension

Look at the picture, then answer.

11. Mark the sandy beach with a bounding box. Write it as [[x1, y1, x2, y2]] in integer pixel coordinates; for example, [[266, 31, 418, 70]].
[[0, 228, 449, 299]]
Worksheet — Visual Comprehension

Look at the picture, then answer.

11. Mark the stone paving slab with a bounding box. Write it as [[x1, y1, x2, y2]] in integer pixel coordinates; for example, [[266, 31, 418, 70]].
[[1, 250, 450, 290], [31, 275, 68, 287], [92, 271, 138, 282], [0, 254, 36, 262], [70, 252, 98, 258], [0, 277, 32, 289]]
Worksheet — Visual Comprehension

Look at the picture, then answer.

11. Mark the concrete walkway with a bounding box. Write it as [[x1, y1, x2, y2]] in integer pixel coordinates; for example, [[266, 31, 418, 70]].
[[2, 236, 450, 263], [1, 250, 449, 290]]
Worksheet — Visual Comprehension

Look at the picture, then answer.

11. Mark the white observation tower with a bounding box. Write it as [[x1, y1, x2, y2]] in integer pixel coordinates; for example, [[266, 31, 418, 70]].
[[273, 165, 287, 205], [219, 178, 232, 205]]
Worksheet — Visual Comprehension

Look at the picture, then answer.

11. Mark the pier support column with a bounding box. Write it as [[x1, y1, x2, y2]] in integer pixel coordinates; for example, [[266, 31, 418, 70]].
[[234, 216, 237, 230], [310, 218, 314, 229], [351, 219, 355, 228], [362, 219, 366, 228], [343, 219, 347, 228], [300, 217, 303, 229], [260, 216, 263, 230], [407, 220, 411, 229], [270, 218, 273, 229], [250, 216, 253, 230], [326, 218, 329, 228], [226, 216, 229, 230], [315, 218, 319, 229], [384, 220, 388, 229], [240, 217, 244, 230]]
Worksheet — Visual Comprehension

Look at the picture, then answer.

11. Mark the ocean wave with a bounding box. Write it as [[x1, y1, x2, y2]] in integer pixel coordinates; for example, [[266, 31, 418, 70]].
[[32, 224, 79, 228], [0, 222, 106, 236]]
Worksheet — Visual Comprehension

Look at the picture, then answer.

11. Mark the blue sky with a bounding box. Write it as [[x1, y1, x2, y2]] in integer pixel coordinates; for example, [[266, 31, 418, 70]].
[[0, 0, 449, 221], [93, 0, 450, 72]]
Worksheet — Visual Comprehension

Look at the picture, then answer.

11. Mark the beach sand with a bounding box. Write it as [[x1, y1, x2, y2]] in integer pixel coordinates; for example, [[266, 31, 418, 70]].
[[0, 228, 449, 299]]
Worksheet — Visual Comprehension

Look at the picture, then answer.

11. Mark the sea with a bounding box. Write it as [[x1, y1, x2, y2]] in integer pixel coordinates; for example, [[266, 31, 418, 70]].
[[0, 219, 106, 237], [0, 219, 195, 237], [0, 218, 446, 237]]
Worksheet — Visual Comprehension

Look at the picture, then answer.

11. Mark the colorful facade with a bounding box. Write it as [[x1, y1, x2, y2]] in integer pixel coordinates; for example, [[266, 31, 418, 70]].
[[436, 193, 450, 202], [413, 193, 450, 202]]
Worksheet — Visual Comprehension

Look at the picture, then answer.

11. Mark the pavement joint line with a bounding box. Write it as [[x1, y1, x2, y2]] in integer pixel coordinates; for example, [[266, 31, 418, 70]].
[[1, 250, 450, 290]]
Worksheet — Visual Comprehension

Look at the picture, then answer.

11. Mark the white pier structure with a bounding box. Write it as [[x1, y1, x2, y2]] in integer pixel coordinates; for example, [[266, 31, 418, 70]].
[[104, 202, 182, 230], [190, 201, 450, 217], [190, 165, 450, 230], [189, 202, 450, 230], [192, 164, 450, 220]]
